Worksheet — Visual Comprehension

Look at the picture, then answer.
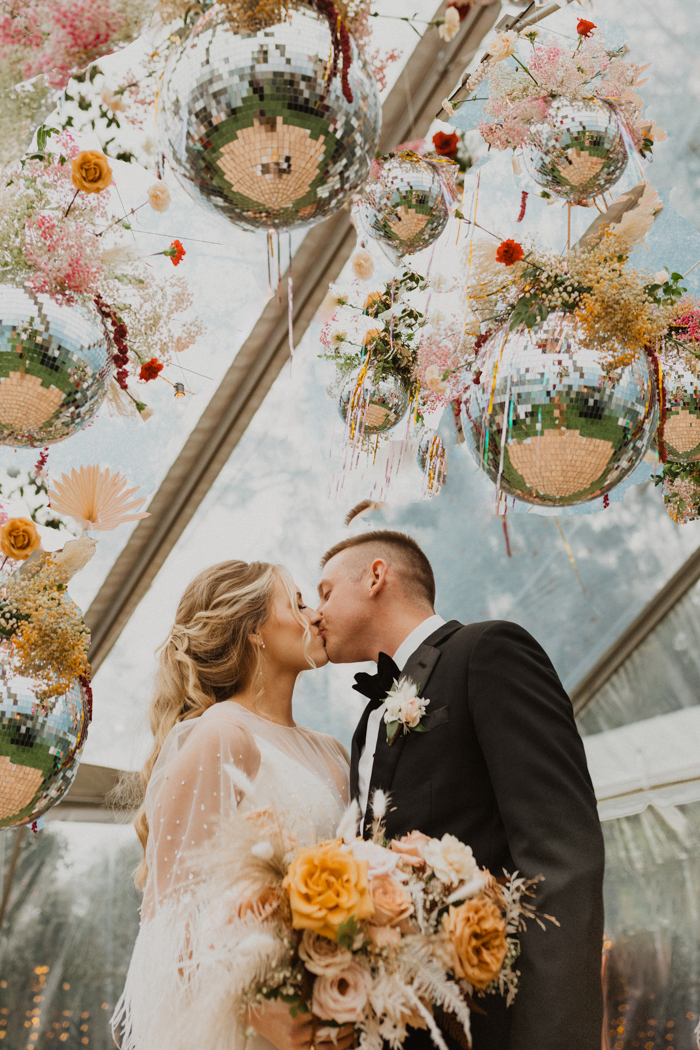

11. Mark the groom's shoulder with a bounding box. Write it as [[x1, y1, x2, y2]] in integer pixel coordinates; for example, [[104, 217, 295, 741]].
[[442, 618, 537, 645]]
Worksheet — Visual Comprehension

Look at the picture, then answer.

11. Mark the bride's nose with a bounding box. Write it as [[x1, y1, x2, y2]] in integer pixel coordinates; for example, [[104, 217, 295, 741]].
[[308, 607, 322, 627]]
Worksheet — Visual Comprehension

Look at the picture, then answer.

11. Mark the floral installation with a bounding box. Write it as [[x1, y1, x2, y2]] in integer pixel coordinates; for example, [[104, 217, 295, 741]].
[[446, 19, 664, 165], [182, 790, 552, 1050], [0, 127, 204, 418], [382, 678, 430, 743], [655, 462, 700, 525]]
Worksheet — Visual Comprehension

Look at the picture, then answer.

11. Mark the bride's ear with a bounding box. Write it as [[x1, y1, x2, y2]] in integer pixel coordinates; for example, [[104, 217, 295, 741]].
[[249, 632, 266, 650]]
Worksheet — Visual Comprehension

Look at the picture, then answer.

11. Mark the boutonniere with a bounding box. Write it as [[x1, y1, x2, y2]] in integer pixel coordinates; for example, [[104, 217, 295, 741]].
[[383, 677, 431, 744]]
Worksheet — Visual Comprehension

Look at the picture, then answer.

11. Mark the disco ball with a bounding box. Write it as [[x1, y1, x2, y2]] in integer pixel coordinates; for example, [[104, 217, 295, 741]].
[[0, 655, 90, 828], [661, 356, 700, 462], [462, 315, 657, 507], [0, 284, 111, 448], [158, 4, 381, 232], [354, 151, 456, 260], [339, 369, 411, 435], [522, 98, 628, 205], [663, 476, 700, 524]]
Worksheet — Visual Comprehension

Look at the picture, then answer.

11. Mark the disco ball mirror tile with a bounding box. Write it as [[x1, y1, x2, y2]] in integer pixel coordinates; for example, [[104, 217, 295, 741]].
[[0, 285, 111, 448], [522, 98, 628, 204], [339, 369, 410, 435], [462, 316, 657, 507], [355, 152, 454, 258], [660, 354, 700, 462], [0, 655, 89, 827], [158, 4, 381, 232]]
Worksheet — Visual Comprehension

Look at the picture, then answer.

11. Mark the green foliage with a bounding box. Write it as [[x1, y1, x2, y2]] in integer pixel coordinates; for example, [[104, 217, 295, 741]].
[[336, 915, 361, 950], [646, 271, 687, 306]]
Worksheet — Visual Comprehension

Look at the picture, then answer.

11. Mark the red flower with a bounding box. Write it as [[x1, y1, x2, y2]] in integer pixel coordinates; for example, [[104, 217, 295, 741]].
[[163, 239, 186, 266], [576, 18, 596, 36], [495, 239, 524, 266], [447, 0, 471, 21], [139, 358, 164, 382], [432, 131, 459, 157]]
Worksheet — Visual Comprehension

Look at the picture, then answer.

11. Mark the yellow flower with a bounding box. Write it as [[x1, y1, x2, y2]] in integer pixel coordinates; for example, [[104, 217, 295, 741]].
[[0, 517, 41, 561], [71, 151, 113, 194], [443, 894, 508, 990], [283, 839, 374, 940]]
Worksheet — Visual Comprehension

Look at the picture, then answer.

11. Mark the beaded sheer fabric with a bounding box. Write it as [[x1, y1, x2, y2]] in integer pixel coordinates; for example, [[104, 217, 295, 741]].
[[113, 701, 349, 1050]]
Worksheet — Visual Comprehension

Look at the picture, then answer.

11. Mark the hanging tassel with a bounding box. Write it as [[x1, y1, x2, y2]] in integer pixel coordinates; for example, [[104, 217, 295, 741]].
[[502, 514, 512, 557], [288, 232, 294, 356]]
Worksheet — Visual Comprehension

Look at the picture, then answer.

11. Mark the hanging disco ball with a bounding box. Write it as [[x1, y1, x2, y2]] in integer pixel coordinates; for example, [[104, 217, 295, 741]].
[[522, 98, 629, 205], [0, 285, 111, 448], [660, 356, 700, 462], [353, 151, 457, 260], [338, 369, 411, 435], [461, 315, 657, 507], [0, 654, 90, 828], [158, 4, 381, 232]]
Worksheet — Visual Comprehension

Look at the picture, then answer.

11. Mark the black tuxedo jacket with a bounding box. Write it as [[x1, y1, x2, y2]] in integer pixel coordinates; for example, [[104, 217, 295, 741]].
[[350, 619, 605, 1050]]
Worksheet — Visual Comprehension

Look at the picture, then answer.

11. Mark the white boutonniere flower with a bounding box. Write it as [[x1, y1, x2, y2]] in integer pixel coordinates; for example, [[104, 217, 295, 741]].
[[382, 677, 430, 744]]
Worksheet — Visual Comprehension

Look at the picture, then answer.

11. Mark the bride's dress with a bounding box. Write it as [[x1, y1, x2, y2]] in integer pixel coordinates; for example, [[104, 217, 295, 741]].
[[114, 702, 349, 1050]]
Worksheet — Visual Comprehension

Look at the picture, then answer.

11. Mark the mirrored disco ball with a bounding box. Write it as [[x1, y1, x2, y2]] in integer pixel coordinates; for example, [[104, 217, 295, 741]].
[[663, 476, 700, 524], [661, 356, 700, 462], [158, 4, 381, 232], [461, 315, 657, 507], [338, 369, 411, 434], [354, 151, 455, 259], [0, 285, 111, 447], [0, 655, 90, 828], [522, 98, 628, 204]]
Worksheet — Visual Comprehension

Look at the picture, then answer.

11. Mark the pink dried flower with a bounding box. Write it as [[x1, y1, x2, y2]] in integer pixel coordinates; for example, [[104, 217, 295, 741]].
[[24, 212, 104, 301]]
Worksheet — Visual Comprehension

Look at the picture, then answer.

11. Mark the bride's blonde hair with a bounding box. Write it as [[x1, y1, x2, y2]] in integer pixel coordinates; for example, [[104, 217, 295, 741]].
[[133, 559, 310, 888]]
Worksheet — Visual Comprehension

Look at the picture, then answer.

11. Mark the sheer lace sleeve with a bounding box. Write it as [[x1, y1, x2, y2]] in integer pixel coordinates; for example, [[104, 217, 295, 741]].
[[141, 711, 261, 920]]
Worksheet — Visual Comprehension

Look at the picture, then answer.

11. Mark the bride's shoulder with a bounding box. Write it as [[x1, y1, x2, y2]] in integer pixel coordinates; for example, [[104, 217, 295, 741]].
[[301, 726, 350, 765]]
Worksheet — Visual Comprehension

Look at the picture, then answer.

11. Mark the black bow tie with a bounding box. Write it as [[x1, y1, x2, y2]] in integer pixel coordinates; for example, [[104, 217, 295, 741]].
[[352, 652, 401, 702]]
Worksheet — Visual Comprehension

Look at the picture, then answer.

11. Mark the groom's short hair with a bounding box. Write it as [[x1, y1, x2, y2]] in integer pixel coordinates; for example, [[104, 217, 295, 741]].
[[320, 531, 435, 606]]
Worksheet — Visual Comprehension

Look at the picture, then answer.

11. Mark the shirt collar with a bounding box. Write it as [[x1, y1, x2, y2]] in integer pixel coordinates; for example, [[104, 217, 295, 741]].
[[391, 614, 446, 673]]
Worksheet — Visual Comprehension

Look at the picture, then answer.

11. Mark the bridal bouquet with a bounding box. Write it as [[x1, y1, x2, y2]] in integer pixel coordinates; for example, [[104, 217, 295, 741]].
[[194, 792, 550, 1050]]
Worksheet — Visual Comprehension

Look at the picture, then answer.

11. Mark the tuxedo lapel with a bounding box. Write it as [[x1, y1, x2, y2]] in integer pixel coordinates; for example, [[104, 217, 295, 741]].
[[364, 620, 463, 826], [350, 696, 382, 800]]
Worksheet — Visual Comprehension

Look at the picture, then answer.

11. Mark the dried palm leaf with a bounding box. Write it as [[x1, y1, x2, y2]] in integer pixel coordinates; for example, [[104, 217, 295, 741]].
[[48, 465, 150, 531]]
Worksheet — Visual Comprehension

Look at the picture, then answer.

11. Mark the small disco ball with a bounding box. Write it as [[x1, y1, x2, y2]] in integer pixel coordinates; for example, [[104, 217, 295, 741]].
[[354, 151, 456, 259], [663, 476, 700, 524], [462, 315, 657, 507], [417, 428, 447, 497], [338, 369, 411, 435], [0, 285, 111, 448], [661, 357, 700, 462], [522, 98, 628, 205], [0, 656, 90, 828], [158, 4, 381, 232]]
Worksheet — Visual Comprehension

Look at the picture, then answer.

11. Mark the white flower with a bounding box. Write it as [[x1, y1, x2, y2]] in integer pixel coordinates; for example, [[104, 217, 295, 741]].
[[488, 30, 518, 62], [425, 365, 448, 394], [383, 677, 430, 729], [420, 833, 484, 899], [439, 6, 460, 41], [251, 840, 274, 860], [50, 535, 97, 579], [654, 270, 669, 286], [101, 243, 144, 276], [347, 839, 404, 880], [520, 26, 540, 41], [442, 98, 456, 116]]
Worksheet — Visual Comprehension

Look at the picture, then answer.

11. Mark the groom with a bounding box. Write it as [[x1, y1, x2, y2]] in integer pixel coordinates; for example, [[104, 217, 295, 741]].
[[316, 529, 605, 1050]]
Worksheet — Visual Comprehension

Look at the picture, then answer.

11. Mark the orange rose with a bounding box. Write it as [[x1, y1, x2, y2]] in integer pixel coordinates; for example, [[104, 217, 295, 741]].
[[283, 839, 374, 940], [0, 517, 41, 561], [369, 874, 413, 926], [71, 151, 113, 194], [443, 895, 508, 990]]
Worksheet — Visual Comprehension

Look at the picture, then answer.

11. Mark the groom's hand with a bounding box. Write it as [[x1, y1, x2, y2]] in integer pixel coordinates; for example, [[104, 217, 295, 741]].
[[246, 1002, 356, 1050]]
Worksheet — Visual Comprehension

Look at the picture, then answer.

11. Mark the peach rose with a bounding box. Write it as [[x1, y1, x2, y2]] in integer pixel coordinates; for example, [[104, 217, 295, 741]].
[[147, 182, 171, 212], [443, 895, 508, 990], [0, 517, 41, 561], [71, 150, 112, 194], [283, 838, 374, 941], [391, 830, 431, 868], [369, 874, 413, 926], [366, 924, 401, 949], [311, 963, 371, 1023], [299, 929, 353, 976]]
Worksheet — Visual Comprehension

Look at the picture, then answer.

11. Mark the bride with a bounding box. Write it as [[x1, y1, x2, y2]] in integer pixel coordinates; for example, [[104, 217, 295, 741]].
[[113, 559, 357, 1050]]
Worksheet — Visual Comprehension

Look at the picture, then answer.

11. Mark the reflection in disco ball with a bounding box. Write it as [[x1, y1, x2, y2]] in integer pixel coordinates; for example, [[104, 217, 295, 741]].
[[158, 4, 381, 232], [0, 656, 90, 827], [0, 285, 111, 448], [417, 428, 447, 497], [661, 357, 700, 462], [339, 369, 411, 435], [663, 476, 700, 524], [522, 98, 628, 204], [461, 316, 656, 507], [354, 152, 456, 260]]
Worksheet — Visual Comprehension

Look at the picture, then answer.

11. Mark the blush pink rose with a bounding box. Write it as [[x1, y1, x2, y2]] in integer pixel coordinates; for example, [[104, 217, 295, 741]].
[[369, 874, 414, 926], [391, 831, 431, 868], [312, 963, 371, 1023], [367, 924, 401, 948]]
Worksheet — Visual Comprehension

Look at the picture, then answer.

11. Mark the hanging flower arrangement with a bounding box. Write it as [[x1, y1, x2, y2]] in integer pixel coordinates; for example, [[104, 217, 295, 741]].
[[0, 128, 204, 419]]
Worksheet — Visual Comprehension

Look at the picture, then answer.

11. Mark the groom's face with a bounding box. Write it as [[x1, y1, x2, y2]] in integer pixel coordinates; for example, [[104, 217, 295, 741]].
[[317, 549, 376, 663]]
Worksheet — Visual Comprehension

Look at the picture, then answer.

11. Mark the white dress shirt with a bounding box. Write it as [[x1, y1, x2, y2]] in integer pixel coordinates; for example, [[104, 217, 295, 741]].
[[357, 614, 446, 821]]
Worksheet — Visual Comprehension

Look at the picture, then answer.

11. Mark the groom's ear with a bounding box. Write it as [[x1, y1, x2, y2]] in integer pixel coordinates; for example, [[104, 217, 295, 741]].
[[368, 558, 389, 599]]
